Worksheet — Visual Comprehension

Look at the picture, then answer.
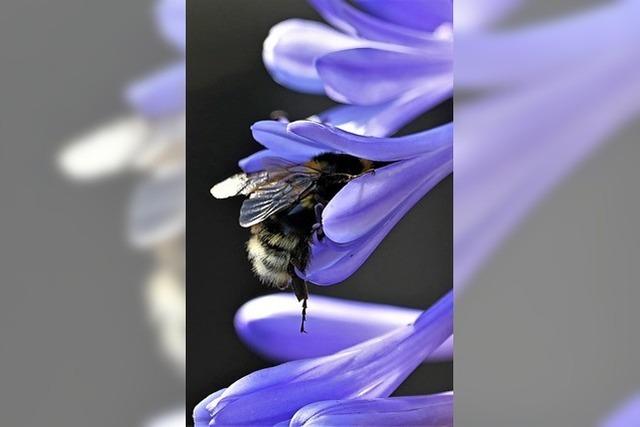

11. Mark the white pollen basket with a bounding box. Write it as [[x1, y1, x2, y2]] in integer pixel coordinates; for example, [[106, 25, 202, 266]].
[[210, 174, 247, 199]]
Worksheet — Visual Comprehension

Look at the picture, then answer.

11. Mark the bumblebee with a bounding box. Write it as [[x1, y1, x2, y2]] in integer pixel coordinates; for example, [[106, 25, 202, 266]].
[[211, 153, 379, 332]]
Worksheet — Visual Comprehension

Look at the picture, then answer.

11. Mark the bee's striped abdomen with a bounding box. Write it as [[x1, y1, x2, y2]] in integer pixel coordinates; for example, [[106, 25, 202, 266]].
[[247, 224, 301, 289]]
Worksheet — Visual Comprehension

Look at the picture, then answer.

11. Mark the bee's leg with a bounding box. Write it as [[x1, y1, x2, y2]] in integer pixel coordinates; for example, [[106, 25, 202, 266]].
[[289, 273, 310, 333], [311, 203, 325, 239]]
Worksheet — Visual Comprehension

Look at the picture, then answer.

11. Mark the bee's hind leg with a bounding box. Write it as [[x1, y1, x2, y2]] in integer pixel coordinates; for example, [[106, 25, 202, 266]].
[[289, 271, 310, 333]]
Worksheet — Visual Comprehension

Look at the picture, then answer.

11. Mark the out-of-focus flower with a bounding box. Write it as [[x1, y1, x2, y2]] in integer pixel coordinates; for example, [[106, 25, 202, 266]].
[[263, 0, 452, 137], [57, 0, 186, 380], [235, 293, 453, 362], [286, 392, 453, 427], [455, 0, 640, 293], [144, 407, 185, 427], [230, 119, 452, 285], [196, 290, 452, 426], [601, 392, 640, 427]]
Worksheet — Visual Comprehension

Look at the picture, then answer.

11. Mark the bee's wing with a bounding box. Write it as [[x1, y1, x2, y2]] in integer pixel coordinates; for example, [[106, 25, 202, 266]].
[[239, 173, 317, 228]]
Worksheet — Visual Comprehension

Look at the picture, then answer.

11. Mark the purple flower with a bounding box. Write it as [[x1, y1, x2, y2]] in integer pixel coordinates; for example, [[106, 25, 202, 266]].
[[287, 392, 453, 427], [263, 0, 452, 136], [234, 293, 453, 362], [195, 290, 452, 426], [235, 119, 452, 285]]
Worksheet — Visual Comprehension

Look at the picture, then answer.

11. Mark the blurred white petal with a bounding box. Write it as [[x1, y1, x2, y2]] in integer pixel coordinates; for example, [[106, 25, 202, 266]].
[[57, 117, 148, 181], [145, 265, 185, 375]]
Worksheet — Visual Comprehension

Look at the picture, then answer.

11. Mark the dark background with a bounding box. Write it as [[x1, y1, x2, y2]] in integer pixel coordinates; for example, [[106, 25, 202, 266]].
[[187, 0, 452, 420]]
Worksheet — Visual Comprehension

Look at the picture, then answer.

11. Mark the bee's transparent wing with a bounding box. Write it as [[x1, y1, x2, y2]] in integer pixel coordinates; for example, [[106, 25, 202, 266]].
[[239, 173, 316, 228]]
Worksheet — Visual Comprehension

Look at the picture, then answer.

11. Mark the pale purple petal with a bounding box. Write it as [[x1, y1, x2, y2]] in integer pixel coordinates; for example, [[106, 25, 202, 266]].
[[155, 0, 185, 52], [288, 120, 452, 161], [201, 291, 452, 425], [234, 293, 453, 362], [290, 393, 453, 427], [263, 19, 367, 93], [309, 0, 443, 47], [125, 61, 185, 119], [303, 149, 452, 285], [355, 0, 452, 33], [317, 47, 451, 105]]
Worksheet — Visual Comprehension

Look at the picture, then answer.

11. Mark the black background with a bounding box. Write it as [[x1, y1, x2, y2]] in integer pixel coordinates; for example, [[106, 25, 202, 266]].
[[187, 0, 452, 421]]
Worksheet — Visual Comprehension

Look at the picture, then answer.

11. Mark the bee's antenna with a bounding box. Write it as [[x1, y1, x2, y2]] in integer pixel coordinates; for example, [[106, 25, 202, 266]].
[[300, 297, 308, 334]]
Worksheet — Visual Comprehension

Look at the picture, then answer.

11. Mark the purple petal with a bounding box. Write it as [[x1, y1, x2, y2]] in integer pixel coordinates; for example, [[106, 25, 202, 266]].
[[234, 293, 453, 362], [250, 120, 328, 156], [355, 0, 452, 33], [203, 291, 452, 425], [288, 120, 452, 161], [317, 47, 452, 105], [193, 388, 226, 427], [310, 0, 443, 47], [303, 149, 452, 285], [455, 0, 523, 32], [324, 145, 452, 243], [154, 0, 185, 52], [239, 149, 312, 173], [290, 393, 453, 427], [263, 19, 366, 93], [315, 82, 452, 137], [125, 61, 185, 119]]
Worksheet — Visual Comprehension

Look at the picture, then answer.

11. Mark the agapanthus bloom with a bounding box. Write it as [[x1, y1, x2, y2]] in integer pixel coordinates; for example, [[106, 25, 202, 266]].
[[195, 290, 452, 426], [287, 392, 453, 427], [601, 393, 640, 427], [263, 0, 452, 137], [235, 293, 452, 362], [230, 119, 452, 286]]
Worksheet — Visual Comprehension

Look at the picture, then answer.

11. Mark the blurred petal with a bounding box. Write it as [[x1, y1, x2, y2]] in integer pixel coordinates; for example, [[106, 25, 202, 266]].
[[455, 0, 523, 33], [317, 47, 451, 105], [304, 149, 452, 285], [455, 46, 640, 293], [128, 164, 185, 248], [155, 0, 185, 52], [125, 61, 185, 119], [235, 293, 453, 362], [310, 0, 442, 47], [131, 114, 185, 171], [315, 81, 452, 137], [355, 0, 452, 33], [601, 393, 640, 427], [288, 120, 452, 161], [456, 1, 640, 89], [324, 145, 452, 243], [263, 19, 365, 93], [290, 393, 453, 427], [144, 407, 185, 427], [57, 117, 148, 181], [200, 291, 453, 426]]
